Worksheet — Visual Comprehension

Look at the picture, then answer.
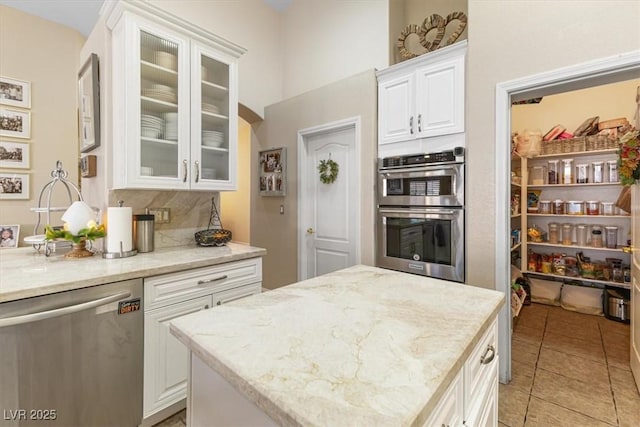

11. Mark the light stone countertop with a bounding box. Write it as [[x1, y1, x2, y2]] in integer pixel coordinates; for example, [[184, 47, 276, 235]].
[[0, 243, 266, 303], [170, 264, 505, 426]]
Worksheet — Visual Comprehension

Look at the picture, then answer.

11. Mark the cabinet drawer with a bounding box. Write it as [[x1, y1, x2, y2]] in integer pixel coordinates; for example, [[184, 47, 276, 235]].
[[145, 258, 262, 310], [423, 370, 463, 427], [464, 319, 498, 412], [465, 356, 499, 427]]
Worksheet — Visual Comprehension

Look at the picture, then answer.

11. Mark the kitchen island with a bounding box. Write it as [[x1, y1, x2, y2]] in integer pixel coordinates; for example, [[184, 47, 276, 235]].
[[170, 265, 505, 426]]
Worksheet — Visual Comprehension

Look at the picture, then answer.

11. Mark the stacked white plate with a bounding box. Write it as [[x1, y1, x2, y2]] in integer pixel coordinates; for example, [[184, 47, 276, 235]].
[[142, 83, 177, 104], [202, 102, 220, 114], [164, 112, 178, 141], [202, 168, 216, 180], [141, 114, 164, 139], [202, 130, 224, 147], [155, 51, 177, 71]]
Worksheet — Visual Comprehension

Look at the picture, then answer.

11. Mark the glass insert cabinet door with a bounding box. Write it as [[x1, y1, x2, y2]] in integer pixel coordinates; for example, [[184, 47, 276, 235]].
[[190, 42, 237, 187], [139, 30, 186, 182]]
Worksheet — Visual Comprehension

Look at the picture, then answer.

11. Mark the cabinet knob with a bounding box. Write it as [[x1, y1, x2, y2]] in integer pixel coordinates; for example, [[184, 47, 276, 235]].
[[216, 301, 221, 306], [409, 116, 414, 134], [204, 305, 209, 309], [182, 159, 188, 183], [418, 114, 422, 133], [194, 160, 200, 183]]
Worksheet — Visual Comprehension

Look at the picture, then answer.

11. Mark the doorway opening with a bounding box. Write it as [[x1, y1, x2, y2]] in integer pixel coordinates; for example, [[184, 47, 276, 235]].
[[495, 51, 640, 384]]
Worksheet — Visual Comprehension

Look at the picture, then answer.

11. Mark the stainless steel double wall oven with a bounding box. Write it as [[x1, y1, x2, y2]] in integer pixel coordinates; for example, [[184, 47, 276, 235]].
[[377, 147, 465, 282]]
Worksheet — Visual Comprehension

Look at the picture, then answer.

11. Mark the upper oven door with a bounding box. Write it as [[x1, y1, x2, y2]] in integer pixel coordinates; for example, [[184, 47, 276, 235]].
[[378, 163, 464, 207]]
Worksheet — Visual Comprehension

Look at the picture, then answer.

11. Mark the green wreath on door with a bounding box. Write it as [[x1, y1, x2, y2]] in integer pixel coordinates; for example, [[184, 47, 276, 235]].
[[318, 159, 339, 184]]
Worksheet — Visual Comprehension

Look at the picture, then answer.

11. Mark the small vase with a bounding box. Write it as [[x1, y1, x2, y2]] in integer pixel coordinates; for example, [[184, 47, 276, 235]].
[[65, 239, 94, 258]]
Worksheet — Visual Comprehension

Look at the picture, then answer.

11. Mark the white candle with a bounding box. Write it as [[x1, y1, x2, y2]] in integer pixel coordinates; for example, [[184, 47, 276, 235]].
[[106, 207, 133, 253]]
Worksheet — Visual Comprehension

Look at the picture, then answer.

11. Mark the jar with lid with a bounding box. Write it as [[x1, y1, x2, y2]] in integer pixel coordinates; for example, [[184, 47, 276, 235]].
[[607, 160, 619, 182], [566, 201, 585, 215], [601, 201, 615, 216], [575, 163, 589, 183], [591, 225, 604, 248], [552, 199, 565, 214], [592, 161, 604, 183], [562, 159, 574, 184], [539, 200, 551, 214], [529, 165, 547, 185], [548, 160, 560, 184], [605, 226, 618, 249], [561, 223, 573, 245], [548, 222, 559, 244], [586, 201, 599, 215], [575, 224, 588, 246]]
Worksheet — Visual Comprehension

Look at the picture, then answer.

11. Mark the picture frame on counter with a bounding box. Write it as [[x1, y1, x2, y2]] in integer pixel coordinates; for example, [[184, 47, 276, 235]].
[[259, 147, 286, 197], [0, 140, 29, 169], [0, 76, 31, 109], [0, 108, 30, 139], [0, 173, 29, 200], [78, 53, 101, 153], [0, 224, 20, 248]]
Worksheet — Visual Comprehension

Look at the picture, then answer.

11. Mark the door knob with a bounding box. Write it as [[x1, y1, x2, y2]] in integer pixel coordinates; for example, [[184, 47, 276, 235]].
[[622, 246, 634, 254], [307, 228, 315, 234]]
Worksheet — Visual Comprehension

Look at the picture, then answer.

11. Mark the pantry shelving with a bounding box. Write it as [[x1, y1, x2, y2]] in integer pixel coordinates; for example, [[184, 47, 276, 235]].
[[514, 146, 630, 290]]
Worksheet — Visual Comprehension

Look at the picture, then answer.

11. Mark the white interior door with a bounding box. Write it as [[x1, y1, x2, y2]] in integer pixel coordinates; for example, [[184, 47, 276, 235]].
[[631, 184, 640, 392], [299, 124, 358, 279]]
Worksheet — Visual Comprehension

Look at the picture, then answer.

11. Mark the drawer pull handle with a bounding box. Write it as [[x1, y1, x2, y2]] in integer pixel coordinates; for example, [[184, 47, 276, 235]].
[[480, 344, 495, 365], [197, 275, 228, 286]]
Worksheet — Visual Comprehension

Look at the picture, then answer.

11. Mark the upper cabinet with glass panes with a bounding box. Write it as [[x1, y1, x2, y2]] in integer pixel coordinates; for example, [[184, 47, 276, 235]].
[[105, 1, 245, 191]]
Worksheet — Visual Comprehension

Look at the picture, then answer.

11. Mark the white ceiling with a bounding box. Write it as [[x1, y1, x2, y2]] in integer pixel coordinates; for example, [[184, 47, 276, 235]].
[[0, 0, 293, 37]]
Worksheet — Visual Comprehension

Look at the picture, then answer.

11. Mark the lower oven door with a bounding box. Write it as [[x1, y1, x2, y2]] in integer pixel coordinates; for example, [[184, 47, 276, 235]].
[[377, 207, 464, 282]]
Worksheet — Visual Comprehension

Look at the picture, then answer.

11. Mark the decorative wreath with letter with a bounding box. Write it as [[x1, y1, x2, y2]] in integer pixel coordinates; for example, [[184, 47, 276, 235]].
[[318, 159, 339, 184]]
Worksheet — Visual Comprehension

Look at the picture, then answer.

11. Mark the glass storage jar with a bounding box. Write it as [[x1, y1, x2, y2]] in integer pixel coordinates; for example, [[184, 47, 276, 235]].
[[562, 159, 574, 184], [561, 223, 573, 245], [529, 166, 547, 185], [592, 161, 604, 183], [566, 201, 585, 215], [548, 160, 560, 184], [601, 201, 615, 215], [586, 201, 600, 215], [548, 222, 559, 244], [605, 226, 618, 249], [575, 163, 589, 183], [576, 224, 588, 246], [607, 160, 618, 182], [539, 200, 551, 214], [591, 225, 604, 247], [552, 199, 565, 214]]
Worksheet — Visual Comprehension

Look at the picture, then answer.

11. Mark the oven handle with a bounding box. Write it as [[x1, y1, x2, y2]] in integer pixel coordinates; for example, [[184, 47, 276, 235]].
[[379, 164, 462, 175], [378, 208, 459, 216]]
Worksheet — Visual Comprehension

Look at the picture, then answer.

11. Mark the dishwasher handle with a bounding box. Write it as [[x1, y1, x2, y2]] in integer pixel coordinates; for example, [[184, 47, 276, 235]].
[[0, 291, 132, 328]]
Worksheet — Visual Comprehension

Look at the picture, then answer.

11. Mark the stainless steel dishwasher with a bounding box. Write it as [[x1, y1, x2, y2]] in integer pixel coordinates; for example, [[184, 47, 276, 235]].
[[0, 279, 143, 427]]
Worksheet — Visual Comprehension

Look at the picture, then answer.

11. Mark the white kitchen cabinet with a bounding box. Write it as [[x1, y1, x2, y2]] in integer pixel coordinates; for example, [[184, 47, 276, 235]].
[[106, 2, 245, 191], [143, 257, 262, 423], [422, 370, 463, 427], [377, 41, 466, 145]]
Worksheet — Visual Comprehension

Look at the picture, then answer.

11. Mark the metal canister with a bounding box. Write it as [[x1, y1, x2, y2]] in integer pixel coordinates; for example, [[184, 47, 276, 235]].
[[133, 213, 155, 253]]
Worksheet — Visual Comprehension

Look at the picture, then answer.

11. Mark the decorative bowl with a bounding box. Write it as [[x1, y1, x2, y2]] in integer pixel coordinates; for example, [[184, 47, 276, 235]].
[[194, 228, 232, 247]]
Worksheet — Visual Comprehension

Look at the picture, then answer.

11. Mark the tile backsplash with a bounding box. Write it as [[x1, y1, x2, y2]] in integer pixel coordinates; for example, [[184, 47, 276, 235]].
[[109, 190, 219, 249]]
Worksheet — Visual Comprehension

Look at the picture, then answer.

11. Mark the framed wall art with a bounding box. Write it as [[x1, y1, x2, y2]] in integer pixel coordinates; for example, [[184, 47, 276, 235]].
[[259, 147, 286, 196], [0, 224, 20, 248], [0, 108, 30, 139], [0, 76, 31, 109], [78, 53, 100, 153], [0, 140, 29, 169], [0, 173, 29, 200]]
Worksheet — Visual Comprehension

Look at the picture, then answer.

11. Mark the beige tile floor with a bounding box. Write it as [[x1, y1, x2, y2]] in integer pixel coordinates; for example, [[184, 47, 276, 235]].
[[155, 303, 639, 427], [502, 302, 640, 427]]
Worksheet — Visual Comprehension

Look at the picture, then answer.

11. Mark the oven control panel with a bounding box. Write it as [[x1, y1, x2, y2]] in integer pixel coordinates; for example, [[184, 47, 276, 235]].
[[380, 147, 464, 169]]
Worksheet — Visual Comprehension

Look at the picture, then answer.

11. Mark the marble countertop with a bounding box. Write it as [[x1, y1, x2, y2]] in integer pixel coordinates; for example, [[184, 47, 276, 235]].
[[170, 265, 505, 426], [0, 243, 266, 303]]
